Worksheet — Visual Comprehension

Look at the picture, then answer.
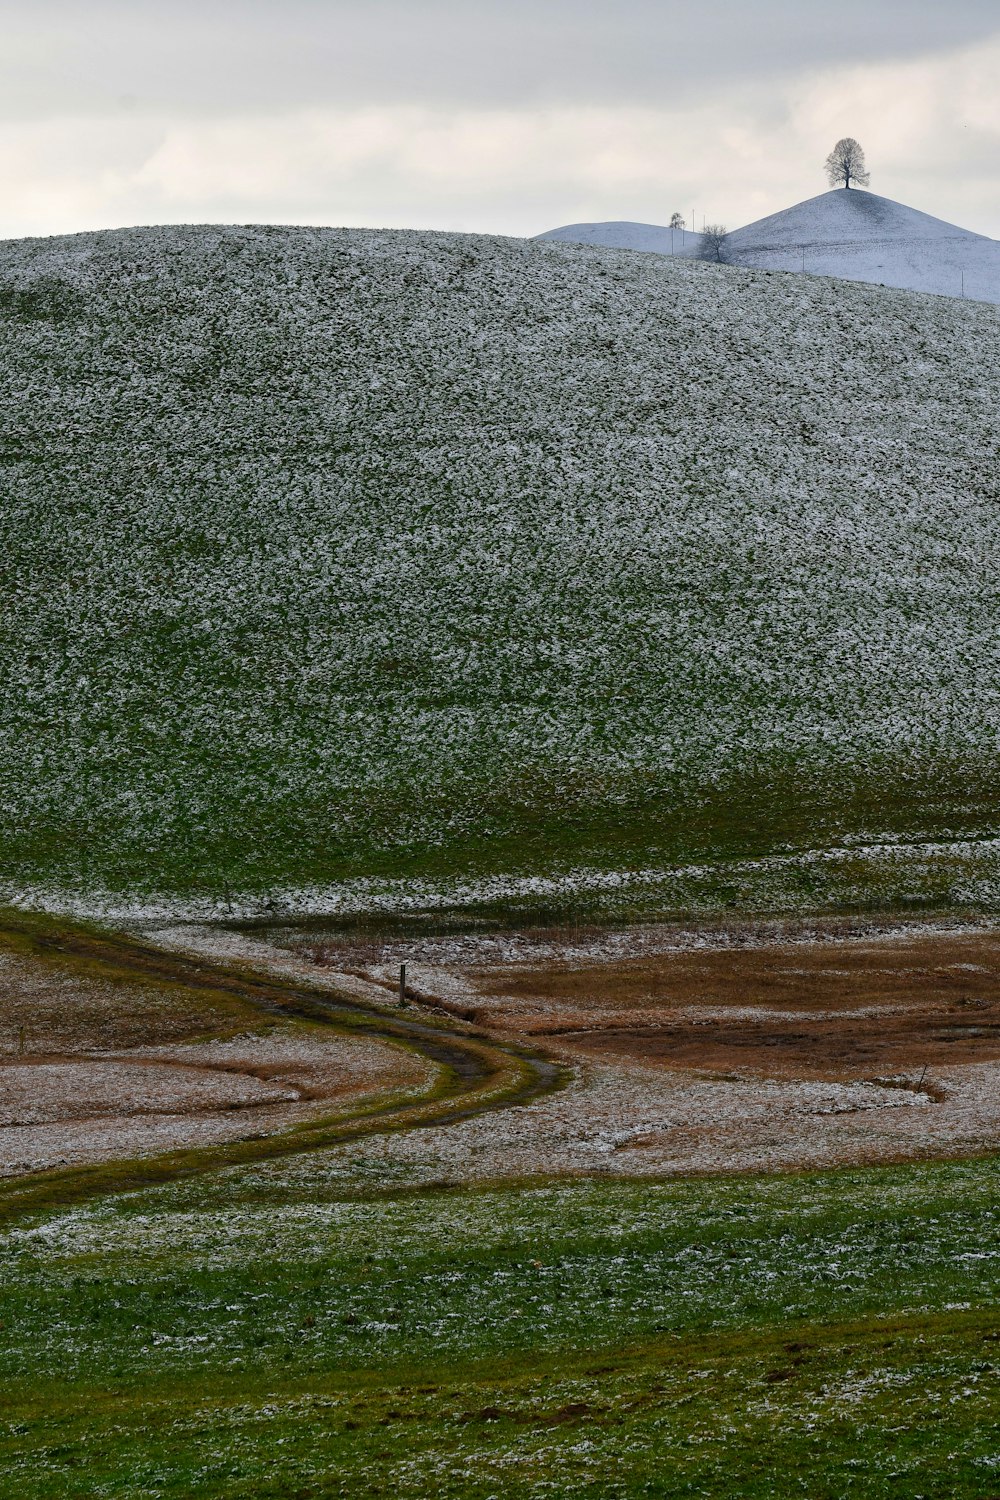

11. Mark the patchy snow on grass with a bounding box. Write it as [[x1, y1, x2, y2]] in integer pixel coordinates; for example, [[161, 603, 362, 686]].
[[0, 222, 999, 904], [5, 835, 1000, 923]]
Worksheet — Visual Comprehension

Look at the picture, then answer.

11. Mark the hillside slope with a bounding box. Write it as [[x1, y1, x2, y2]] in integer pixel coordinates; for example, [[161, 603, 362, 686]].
[[539, 190, 1000, 304], [3, 225, 1000, 910], [727, 188, 1000, 302]]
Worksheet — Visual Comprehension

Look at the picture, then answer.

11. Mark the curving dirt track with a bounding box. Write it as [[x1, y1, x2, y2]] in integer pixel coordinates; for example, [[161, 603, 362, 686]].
[[0, 915, 566, 1223], [276, 916, 1000, 1180]]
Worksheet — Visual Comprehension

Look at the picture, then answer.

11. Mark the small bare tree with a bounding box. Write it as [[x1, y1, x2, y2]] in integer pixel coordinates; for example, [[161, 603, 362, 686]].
[[698, 224, 728, 262], [825, 137, 870, 189], [669, 211, 685, 229]]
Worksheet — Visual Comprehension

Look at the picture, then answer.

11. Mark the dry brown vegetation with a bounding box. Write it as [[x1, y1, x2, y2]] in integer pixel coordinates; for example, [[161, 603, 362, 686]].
[[479, 930, 1000, 1081], [0, 945, 251, 1056], [11, 912, 1000, 1187]]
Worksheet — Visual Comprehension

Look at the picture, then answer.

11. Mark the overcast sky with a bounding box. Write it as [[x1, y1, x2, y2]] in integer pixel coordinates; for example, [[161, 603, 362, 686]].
[[4, 0, 1000, 240]]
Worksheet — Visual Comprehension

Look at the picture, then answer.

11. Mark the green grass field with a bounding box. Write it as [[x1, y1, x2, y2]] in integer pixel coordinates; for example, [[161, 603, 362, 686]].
[[4, 1156, 999, 1497]]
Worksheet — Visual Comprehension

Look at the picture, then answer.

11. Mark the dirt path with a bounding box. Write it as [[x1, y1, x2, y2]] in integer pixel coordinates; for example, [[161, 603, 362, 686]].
[[0, 915, 567, 1223]]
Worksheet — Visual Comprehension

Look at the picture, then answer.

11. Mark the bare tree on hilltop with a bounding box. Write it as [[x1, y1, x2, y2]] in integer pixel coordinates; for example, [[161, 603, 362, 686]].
[[825, 137, 870, 189], [669, 211, 685, 229], [698, 223, 728, 262]]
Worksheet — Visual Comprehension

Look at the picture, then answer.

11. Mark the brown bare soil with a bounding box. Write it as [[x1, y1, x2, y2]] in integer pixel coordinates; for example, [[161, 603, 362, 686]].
[[0, 935, 432, 1178], [11, 913, 1000, 1188], [218, 917, 1000, 1180], [473, 931, 1000, 1081]]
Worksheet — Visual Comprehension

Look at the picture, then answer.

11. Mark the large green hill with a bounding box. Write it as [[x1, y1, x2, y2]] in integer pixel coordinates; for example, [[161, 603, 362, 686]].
[[3, 224, 1000, 914]]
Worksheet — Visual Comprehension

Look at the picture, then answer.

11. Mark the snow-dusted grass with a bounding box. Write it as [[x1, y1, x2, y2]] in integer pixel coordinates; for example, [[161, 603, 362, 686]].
[[2, 1160, 1000, 1495], [6, 1162, 999, 1366], [11, 833, 1000, 923], [3, 222, 1000, 911]]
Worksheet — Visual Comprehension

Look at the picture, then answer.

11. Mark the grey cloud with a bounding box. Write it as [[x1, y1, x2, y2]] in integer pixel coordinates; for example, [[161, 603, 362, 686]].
[[3, 0, 998, 118]]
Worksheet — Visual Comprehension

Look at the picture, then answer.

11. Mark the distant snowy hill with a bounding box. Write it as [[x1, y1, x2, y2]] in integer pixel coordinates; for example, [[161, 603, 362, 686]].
[[538, 189, 1000, 304], [537, 220, 700, 257], [727, 189, 1000, 302]]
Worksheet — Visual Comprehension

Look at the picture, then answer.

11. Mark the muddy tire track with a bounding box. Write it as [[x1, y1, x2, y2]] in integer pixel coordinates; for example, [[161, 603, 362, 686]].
[[0, 916, 568, 1223]]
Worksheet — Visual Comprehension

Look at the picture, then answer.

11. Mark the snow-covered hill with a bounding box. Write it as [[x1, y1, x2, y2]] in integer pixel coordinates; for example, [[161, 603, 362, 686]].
[[728, 189, 1000, 302], [3, 223, 1000, 909], [537, 220, 700, 257], [539, 189, 1000, 304]]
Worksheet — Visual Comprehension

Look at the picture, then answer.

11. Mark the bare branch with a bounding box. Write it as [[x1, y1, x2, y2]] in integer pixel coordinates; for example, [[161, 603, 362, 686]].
[[698, 224, 729, 263], [824, 137, 871, 190]]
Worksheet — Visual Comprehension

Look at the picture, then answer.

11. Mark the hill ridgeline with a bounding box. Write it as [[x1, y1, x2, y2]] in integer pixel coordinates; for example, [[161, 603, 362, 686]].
[[3, 223, 1000, 913], [539, 189, 1000, 304]]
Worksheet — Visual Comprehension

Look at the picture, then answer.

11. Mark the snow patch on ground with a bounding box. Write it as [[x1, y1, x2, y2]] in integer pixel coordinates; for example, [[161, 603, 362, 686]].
[[0, 1024, 433, 1178]]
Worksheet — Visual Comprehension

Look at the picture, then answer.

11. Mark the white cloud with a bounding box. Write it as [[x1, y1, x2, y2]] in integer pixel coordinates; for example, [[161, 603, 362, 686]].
[[0, 31, 998, 241], [787, 39, 1000, 230]]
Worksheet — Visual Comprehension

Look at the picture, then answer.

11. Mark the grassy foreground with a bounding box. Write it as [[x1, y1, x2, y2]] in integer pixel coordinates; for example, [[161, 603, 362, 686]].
[[3, 1158, 1000, 1497]]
